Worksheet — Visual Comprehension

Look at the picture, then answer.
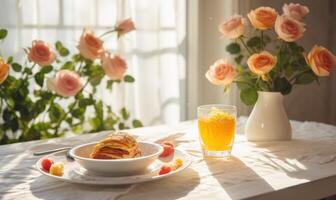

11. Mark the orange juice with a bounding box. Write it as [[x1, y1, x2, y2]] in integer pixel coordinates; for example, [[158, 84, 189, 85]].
[[198, 109, 236, 151]]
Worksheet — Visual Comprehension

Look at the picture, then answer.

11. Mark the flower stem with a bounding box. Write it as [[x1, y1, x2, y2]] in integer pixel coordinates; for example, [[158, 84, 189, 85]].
[[260, 30, 264, 50], [238, 37, 253, 55], [53, 79, 90, 135], [99, 28, 117, 38], [289, 69, 312, 83], [233, 80, 254, 87]]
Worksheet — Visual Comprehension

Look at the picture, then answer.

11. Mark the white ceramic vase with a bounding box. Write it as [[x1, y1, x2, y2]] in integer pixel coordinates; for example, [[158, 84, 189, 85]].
[[245, 91, 292, 141]]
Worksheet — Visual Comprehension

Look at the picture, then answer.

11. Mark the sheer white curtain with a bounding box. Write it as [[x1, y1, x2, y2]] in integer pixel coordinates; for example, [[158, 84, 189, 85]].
[[0, 0, 186, 126]]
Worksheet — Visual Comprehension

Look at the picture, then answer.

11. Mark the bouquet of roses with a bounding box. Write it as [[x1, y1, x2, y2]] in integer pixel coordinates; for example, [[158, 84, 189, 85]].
[[0, 19, 142, 144], [205, 3, 336, 105]]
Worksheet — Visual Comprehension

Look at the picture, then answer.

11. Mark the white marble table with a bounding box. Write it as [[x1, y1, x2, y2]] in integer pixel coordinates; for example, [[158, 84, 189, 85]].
[[1, 117, 336, 200]]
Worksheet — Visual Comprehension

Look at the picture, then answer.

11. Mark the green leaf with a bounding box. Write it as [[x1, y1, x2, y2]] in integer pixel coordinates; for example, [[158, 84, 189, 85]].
[[132, 119, 143, 128], [240, 88, 258, 105], [107, 80, 114, 90], [62, 61, 75, 70], [90, 117, 102, 130], [284, 64, 294, 78], [12, 63, 22, 72], [79, 98, 94, 107], [55, 41, 70, 57], [236, 64, 245, 73], [90, 76, 103, 86], [94, 100, 104, 121], [104, 117, 119, 130], [40, 65, 53, 74], [3, 108, 14, 122], [234, 55, 244, 64], [34, 72, 44, 87], [55, 41, 63, 51], [124, 75, 135, 83], [23, 67, 32, 75], [0, 29, 8, 40], [120, 107, 130, 120], [295, 71, 316, 85], [59, 48, 70, 57], [226, 43, 241, 54], [247, 36, 262, 50], [9, 117, 19, 132], [274, 77, 292, 95], [288, 42, 304, 54], [118, 122, 126, 130], [49, 104, 64, 122], [71, 108, 85, 120], [7, 56, 13, 64]]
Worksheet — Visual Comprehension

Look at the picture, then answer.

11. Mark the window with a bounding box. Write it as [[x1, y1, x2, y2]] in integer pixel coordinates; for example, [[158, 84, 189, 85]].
[[0, 0, 186, 126]]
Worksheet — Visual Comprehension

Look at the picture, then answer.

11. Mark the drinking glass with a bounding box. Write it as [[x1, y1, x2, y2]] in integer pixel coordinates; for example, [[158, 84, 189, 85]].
[[197, 105, 237, 157]]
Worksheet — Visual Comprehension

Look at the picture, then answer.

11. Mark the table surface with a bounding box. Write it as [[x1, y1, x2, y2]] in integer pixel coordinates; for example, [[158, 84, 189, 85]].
[[1, 116, 336, 200]]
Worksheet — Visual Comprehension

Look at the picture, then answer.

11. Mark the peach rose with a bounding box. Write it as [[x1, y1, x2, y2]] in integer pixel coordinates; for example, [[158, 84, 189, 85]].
[[218, 15, 246, 39], [306, 45, 336, 77], [275, 15, 305, 42], [77, 29, 104, 61], [283, 3, 309, 21], [47, 70, 83, 97], [247, 7, 278, 30], [0, 58, 9, 84], [116, 18, 135, 37], [205, 59, 237, 86], [247, 51, 277, 75], [102, 53, 127, 80], [28, 40, 56, 67]]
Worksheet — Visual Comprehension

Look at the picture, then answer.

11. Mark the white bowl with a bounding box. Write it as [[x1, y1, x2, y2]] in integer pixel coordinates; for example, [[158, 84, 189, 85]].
[[69, 141, 163, 176]]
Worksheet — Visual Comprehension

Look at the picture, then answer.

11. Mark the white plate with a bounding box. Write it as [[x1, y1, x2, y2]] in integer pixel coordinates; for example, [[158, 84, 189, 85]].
[[36, 148, 192, 185]]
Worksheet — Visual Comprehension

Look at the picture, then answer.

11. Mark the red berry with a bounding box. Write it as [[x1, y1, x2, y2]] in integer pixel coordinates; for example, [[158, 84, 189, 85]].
[[159, 165, 172, 175], [41, 158, 54, 172], [162, 142, 174, 148], [160, 144, 174, 157]]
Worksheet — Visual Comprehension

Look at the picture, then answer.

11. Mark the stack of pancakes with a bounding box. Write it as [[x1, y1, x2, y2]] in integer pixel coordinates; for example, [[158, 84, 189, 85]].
[[90, 132, 141, 159]]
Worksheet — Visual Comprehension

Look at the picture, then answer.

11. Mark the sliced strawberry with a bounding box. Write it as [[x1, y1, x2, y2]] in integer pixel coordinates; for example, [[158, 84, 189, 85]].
[[162, 142, 174, 148], [41, 158, 54, 172], [160, 144, 174, 157], [159, 165, 172, 175]]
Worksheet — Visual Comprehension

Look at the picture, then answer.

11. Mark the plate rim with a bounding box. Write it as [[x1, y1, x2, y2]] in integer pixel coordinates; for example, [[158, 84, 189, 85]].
[[35, 148, 192, 185]]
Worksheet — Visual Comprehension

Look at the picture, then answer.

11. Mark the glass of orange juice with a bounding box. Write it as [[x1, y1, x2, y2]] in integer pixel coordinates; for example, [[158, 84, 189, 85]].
[[198, 105, 237, 158]]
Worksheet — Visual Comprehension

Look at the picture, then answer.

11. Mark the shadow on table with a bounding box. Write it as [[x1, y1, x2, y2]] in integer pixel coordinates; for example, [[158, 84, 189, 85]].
[[0, 150, 41, 199], [204, 156, 274, 199], [29, 175, 135, 200], [118, 168, 200, 200], [252, 138, 336, 178], [29, 168, 200, 200], [247, 138, 336, 199]]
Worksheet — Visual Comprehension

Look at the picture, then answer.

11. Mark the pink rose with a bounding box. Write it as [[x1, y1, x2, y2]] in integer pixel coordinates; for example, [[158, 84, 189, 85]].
[[116, 18, 135, 37], [247, 7, 278, 30], [47, 70, 83, 97], [206, 59, 237, 86], [77, 29, 104, 61], [0, 57, 9, 84], [275, 15, 305, 42], [283, 3, 309, 21], [218, 15, 246, 39], [247, 51, 277, 75], [306, 45, 336, 77], [102, 53, 127, 80], [28, 40, 56, 67]]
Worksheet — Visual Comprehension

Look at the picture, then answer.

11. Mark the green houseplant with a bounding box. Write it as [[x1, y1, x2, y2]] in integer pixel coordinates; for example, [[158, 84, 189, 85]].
[[0, 18, 143, 145]]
